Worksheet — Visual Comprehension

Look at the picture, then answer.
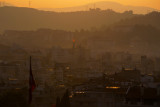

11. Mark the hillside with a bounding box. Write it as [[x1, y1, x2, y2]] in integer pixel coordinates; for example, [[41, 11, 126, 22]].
[[0, 6, 136, 33], [113, 11, 160, 29], [1, 24, 160, 56]]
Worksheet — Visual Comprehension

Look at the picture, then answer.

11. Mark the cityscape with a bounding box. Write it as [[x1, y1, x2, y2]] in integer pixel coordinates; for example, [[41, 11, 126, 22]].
[[0, 0, 160, 107]]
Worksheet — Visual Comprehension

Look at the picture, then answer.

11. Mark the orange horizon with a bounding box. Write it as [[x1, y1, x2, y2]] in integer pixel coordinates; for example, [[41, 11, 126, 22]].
[[0, 0, 160, 10]]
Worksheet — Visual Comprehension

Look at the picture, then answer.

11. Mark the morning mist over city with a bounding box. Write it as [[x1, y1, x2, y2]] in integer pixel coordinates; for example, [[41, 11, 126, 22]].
[[0, 0, 160, 107]]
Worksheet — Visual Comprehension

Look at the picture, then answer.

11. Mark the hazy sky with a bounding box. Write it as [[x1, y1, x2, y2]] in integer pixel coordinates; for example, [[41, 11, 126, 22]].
[[1, 0, 160, 9]]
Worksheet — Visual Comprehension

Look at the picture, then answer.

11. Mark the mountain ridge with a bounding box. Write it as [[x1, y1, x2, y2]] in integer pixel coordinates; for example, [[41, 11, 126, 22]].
[[39, 1, 159, 14]]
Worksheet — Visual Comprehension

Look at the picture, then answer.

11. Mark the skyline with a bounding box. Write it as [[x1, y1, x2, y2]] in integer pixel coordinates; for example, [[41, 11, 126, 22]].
[[0, 0, 160, 10]]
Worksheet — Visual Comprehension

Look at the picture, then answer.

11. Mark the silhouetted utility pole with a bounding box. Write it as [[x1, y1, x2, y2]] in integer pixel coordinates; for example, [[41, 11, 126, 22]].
[[0, 1, 5, 7], [29, 0, 31, 8]]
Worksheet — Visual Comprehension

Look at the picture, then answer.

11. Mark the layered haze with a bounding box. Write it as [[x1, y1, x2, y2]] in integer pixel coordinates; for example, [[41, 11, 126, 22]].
[[0, 1, 159, 14], [0, 0, 160, 55], [0, 6, 136, 33], [40, 1, 158, 14]]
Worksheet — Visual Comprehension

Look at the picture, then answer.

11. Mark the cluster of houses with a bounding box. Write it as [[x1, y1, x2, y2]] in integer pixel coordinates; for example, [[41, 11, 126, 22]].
[[70, 67, 160, 107]]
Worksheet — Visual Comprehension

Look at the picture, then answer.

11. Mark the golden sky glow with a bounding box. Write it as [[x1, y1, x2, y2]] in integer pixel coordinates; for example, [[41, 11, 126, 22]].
[[1, 0, 160, 10]]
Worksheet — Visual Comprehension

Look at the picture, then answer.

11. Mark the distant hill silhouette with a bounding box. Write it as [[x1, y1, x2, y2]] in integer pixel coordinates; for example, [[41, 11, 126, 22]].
[[113, 11, 160, 29], [0, 6, 136, 33], [39, 1, 158, 14]]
